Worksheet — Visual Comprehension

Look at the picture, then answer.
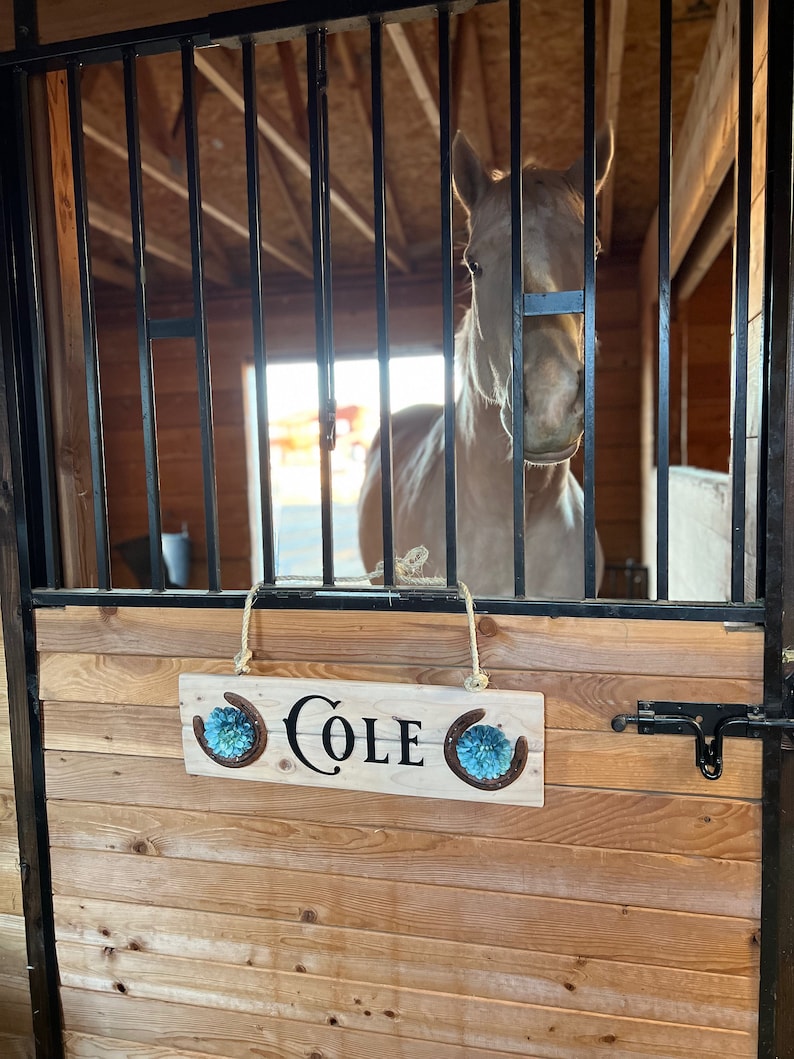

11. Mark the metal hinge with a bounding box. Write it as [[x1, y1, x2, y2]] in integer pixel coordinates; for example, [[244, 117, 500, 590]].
[[611, 701, 794, 781]]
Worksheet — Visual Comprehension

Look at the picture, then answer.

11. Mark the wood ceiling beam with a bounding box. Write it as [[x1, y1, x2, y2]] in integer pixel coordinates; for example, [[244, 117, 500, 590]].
[[451, 11, 494, 171], [277, 39, 309, 142], [193, 46, 410, 273], [598, 0, 628, 255], [332, 32, 409, 253], [87, 199, 232, 286], [135, 56, 180, 164], [385, 22, 439, 137], [81, 98, 312, 278], [91, 255, 136, 290]]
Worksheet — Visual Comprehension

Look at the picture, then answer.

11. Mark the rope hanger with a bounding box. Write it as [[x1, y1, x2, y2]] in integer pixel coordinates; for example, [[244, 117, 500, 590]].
[[234, 546, 489, 692]]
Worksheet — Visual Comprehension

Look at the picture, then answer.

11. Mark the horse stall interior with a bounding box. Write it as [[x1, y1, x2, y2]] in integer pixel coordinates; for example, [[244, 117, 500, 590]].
[[1, 0, 793, 1057]]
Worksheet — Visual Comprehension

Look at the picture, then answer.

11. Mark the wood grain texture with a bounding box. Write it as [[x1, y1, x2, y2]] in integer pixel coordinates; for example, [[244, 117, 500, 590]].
[[34, 607, 765, 678], [55, 941, 755, 1058], [54, 895, 758, 1031], [46, 799, 759, 917], [61, 991, 546, 1059], [48, 847, 759, 976], [43, 750, 762, 860]]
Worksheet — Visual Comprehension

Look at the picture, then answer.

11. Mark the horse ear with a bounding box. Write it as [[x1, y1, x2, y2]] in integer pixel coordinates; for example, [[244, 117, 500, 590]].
[[565, 123, 614, 196], [452, 132, 491, 214]]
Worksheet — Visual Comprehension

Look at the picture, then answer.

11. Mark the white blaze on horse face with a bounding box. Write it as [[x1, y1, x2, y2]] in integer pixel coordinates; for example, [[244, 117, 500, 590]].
[[454, 130, 613, 465]]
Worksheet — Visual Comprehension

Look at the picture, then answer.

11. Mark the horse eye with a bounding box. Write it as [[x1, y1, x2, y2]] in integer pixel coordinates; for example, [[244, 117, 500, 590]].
[[466, 259, 482, 279]]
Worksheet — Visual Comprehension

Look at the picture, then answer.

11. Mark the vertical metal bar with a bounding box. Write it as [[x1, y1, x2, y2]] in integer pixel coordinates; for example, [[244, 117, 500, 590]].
[[0, 66, 63, 1056], [730, 0, 753, 604], [181, 39, 221, 592], [123, 47, 164, 592], [759, 0, 794, 1052], [242, 38, 276, 586], [439, 8, 457, 589], [13, 70, 60, 588], [66, 59, 110, 589], [655, 0, 672, 601], [370, 19, 395, 587], [307, 29, 336, 586], [582, 0, 597, 599], [509, 0, 525, 597]]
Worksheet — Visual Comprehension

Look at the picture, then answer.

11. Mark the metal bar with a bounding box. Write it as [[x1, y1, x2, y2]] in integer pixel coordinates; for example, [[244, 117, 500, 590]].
[[509, 0, 524, 598], [148, 316, 196, 339], [0, 67, 63, 1056], [524, 291, 585, 317], [242, 37, 276, 586], [181, 39, 221, 592], [13, 70, 61, 588], [582, 0, 597, 599], [370, 19, 395, 587], [66, 59, 111, 589], [759, 0, 794, 1050], [655, 0, 672, 601], [124, 46, 164, 592], [438, 8, 457, 589], [730, 0, 753, 604], [29, 585, 765, 623], [307, 29, 336, 586]]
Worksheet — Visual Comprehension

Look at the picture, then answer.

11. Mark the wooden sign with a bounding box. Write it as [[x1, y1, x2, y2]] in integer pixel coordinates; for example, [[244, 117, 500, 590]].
[[180, 674, 544, 806]]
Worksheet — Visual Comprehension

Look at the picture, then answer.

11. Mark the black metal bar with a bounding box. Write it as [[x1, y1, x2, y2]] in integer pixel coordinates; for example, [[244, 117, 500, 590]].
[[0, 0, 483, 71], [759, 0, 794, 1049], [370, 19, 395, 588], [438, 8, 457, 589], [13, 0, 38, 51], [242, 37, 276, 586], [509, 0, 524, 598], [66, 59, 111, 589], [730, 0, 753, 604], [148, 316, 196, 339], [13, 70, 60, 589], [524, 291, 585, 317], [181, 39, 221, 592], [307, 29, 336, 586], [29, 584, 765, 623], [0, 67, 63, 1055], [655, 0, 672, 601], [582, 0, 597, 599], [124, 46, 164, 593]]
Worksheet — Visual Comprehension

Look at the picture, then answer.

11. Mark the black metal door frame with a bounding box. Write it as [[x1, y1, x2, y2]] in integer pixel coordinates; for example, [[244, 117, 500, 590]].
[[0, 2, 792, 1057]]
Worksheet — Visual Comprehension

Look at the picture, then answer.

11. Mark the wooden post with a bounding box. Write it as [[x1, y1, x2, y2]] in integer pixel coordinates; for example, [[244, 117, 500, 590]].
[[28, 71, 97, 588]]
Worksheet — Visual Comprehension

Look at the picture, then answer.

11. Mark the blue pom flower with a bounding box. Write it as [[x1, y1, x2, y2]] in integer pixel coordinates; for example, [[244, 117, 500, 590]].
[[203, 706, 255, 759], [456, 724, 513, 780]]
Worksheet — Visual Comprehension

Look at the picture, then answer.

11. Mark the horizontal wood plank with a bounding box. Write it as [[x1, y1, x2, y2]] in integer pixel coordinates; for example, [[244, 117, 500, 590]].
[[43, 751, 761, 859], [40, 661, 762, 730], [65, 1032, 239, 1059], [55, 941, 755, 1058], [54, 895, 758, 1032], [46, 800, 759, 917], [34, 608, 764, 679], [61, 990, 538, 1059], [48, 847, 760, 975]]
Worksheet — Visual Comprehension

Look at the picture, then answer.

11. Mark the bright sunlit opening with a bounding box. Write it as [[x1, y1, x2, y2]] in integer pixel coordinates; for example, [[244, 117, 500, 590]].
[[244, 354, 445, 581]]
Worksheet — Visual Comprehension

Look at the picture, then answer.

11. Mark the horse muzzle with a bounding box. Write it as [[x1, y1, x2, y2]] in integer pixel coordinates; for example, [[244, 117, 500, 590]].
[[523, 438, 581, 466]]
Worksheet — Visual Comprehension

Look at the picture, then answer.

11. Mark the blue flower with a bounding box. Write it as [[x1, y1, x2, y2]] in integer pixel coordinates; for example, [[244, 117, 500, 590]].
[[203, 706, 255, 759], [456, 724, 513, 780]]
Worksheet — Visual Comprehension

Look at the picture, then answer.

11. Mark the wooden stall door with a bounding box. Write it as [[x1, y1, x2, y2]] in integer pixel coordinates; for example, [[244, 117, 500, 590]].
[[36, 606, 762, 1058]]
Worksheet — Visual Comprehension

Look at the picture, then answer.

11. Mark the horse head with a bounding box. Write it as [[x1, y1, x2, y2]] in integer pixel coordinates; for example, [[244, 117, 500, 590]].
[[452, 128, 614, 465]]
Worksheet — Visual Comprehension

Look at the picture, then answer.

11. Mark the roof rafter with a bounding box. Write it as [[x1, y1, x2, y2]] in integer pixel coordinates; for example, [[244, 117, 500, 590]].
[[451, 11, 494, 171], [81, 97, 313, 278], [192, 45, 410, 273], [385, 22, 439, 137]]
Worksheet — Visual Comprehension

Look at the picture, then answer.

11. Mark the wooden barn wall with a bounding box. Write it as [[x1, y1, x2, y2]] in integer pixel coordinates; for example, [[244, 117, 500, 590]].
[[95, 251, 641, 592], [0, 636, 35, 1058], [35, 605, 763, 1058]]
